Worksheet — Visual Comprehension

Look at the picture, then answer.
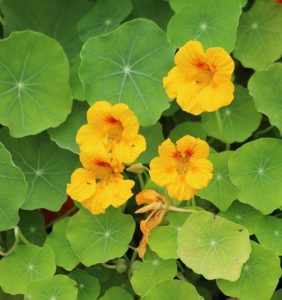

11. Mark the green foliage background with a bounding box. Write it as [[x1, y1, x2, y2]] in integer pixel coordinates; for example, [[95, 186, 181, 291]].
[[0, 0, 281, 299]]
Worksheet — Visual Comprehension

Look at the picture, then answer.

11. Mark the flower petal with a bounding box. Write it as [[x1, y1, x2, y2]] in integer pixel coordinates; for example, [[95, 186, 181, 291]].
[[167, 176, 196, 200], [67, 168, 96, 202], [185, 158, 213, 189], [149, 156, 178, 186]]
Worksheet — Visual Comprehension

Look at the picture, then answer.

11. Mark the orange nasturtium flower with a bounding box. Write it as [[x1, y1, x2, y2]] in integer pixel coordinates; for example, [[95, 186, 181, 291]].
[[163, 40, 234, 115], [67, 149, 134, 215], [149, 135, 213, 201], [76, 101, 146, 164]]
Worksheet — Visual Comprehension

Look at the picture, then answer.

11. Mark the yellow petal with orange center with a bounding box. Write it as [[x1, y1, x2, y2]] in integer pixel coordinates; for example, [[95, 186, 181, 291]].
[[185, 158, 213, 189], [176, 136, 209, 159], [67, 168, 96, 202], [175, 40, 206, 76], [112, 103, 139, 140]]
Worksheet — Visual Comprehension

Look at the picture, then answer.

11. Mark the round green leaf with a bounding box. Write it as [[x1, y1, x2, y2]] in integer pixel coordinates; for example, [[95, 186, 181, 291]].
[[45, 217, 79, 271], [0, 143, 27, 231], [198, 151, 238, 211], [130, 252, 177, 297], [167, 0, 242, 52], [255, 216, 282, 255], [201, 86, 261, 143], [248, 63, 282, 134], [217, 242, 281, 300], [229, 138, 282, 214], [142, 280, 204, 300], [169, 121, 207, 142], [0, 128, 78, 211], [1, 0, 92, 57], [137, 122, 164, 163], [25, 275, 77, 300], [99, 287, 133, 300], [148, 212, 191, 259], [219, 201, 263, 235], [0, 244, 56, 295], [79, 18, 174, 126], [19, 210, 47, 246], [78, 0, 133, 42], [233, 1, 282, 70], [66, 207, 135, 266], [0, 31, 72, 137], [48, 101, 88, 154], [178, 211, 251, 281], [69, 270, 100, 300]]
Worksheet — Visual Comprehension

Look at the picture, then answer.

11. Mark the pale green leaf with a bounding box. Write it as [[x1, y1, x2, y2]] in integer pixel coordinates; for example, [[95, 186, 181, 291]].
[[178, 211, 251, 280]]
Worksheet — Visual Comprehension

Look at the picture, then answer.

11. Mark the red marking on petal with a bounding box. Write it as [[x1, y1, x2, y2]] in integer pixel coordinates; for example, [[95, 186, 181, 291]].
[[185, 148, 195, 157], [104, 115, 120, 124], [94, 160, 110, 168]]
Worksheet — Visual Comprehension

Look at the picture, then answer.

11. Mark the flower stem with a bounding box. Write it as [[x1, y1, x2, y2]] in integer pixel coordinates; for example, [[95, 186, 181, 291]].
[[168, 206, 196, 213], [46, 205, 78, 229], [254, 125, 273, 137], [215, 110, 223, 135], [137, 173, 145, 189]]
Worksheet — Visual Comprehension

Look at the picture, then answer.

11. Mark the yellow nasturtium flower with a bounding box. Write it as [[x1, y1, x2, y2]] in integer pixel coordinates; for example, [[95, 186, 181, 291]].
[[76, 101, 146, 164], [149, 135, 213, 201], [163, 40, 234, 115], [67, 149, 134, 215]]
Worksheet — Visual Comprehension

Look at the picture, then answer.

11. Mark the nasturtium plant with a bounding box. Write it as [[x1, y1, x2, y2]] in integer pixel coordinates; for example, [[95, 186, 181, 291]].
[[0, 1, 282, 299], [0, 244, 56, 295], [178, 211, 251, 281]]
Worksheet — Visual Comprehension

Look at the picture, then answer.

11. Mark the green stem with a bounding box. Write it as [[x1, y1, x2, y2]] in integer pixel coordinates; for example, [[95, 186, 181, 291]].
[[0, 14, 5, 27], [254, 125, 273, 137], [191, 197, 196, 207], [176, 272, 188, 282], [102, 263, 116, 270], [137, 173, 145, 189], [215, 110, 223, 135], [0, 227, 20, 256], [226, 143, 230, 150]]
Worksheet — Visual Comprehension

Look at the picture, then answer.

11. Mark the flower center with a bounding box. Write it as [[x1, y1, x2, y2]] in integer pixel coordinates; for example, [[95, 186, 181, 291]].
[[172, 149, 195, 175], [104, 115, 123, 143], [193, 60, 216, 86]]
